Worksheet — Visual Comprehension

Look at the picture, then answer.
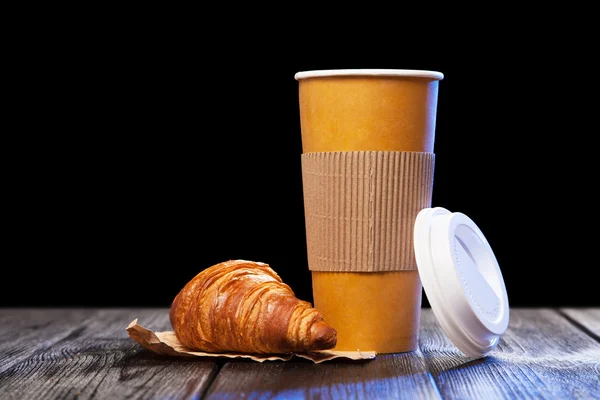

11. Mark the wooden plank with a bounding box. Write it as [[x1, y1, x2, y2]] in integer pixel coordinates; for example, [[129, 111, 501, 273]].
[[419, 308, 600, 399], [560, 308, 600, 341], [205, 349, 441, 399], [0, 308, 102, 375], [4, 308, 599, 399], [0, 308, 219, 399]]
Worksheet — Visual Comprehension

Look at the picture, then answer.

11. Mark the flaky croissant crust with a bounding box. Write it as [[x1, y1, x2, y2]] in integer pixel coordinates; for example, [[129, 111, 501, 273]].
[[169, 260, 337, 354]]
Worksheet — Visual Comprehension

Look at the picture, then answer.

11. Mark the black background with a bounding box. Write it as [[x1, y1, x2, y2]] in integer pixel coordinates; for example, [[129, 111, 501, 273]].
[[3, 24, 596, 308]]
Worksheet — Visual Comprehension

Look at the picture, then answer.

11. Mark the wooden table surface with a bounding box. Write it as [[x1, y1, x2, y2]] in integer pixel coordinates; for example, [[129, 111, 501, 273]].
[[0, 308, 598, 399]]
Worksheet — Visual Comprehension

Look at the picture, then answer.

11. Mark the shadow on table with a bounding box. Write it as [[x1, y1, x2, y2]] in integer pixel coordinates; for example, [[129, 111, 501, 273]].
[[201, 351, 442, 397], [115, 349, 218, 383], [437, 355, 499, 372]]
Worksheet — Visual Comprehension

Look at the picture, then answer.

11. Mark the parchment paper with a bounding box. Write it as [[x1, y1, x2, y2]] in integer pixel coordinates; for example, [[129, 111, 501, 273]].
[[126, 319, 376, 364]]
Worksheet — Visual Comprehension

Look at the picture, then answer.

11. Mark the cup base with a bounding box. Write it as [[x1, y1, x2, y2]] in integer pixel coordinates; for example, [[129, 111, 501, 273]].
[[311, 270, 422, 354]]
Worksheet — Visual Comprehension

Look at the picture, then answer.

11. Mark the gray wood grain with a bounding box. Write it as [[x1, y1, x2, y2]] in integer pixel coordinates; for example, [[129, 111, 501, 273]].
[[205, 351, 441, 400], [560, 308, 600, 341], [2, 308, 600, 400], [0, 308, 218, 400], [0, 308, 101, 375], [419, 308, 600, 399]]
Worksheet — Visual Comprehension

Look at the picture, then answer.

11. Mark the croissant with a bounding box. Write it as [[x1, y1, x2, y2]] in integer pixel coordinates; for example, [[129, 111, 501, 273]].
[[169, 259, 337, 354]]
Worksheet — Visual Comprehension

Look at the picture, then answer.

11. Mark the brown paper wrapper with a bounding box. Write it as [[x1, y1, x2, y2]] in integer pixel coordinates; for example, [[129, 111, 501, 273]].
[[126, 319, 376, 364], [301, 151, 435, 272]]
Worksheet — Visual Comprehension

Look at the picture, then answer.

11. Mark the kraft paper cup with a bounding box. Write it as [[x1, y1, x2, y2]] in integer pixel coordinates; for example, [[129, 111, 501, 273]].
[[296, 69, 443, 353]]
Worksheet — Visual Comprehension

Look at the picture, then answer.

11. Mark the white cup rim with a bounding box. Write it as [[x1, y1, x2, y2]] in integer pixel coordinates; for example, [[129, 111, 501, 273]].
[[295, 69, 444, 81]]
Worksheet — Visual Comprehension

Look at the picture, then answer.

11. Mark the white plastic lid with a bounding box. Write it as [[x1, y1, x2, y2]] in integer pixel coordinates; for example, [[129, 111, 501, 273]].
[[414, 207, 509, 358], [294, 69, 444, 81]]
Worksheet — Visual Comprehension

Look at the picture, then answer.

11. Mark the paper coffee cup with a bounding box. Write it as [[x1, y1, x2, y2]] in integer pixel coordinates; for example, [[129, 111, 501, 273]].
[[296, 69, 443, 353]]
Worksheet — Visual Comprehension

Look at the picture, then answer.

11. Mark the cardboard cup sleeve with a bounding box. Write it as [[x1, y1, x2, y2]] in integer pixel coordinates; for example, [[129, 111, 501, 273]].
[[301, 151, 435, 272]]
